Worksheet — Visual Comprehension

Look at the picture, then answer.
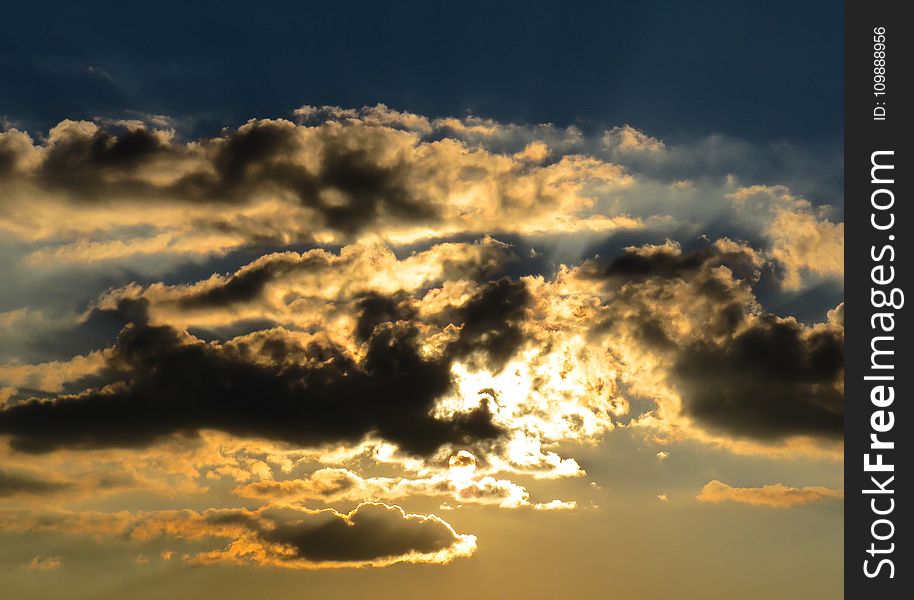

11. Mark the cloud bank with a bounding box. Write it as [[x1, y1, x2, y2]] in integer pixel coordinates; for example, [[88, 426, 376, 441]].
[[697, 480, 843, 508], [0, 105, 843, 570]]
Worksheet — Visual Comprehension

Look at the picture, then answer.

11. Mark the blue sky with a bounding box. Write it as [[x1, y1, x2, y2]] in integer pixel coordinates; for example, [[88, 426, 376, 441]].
[[2, 0, 842, 143]]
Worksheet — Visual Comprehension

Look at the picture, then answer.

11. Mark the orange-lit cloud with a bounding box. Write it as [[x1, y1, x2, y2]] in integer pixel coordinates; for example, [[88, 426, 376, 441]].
[[727, 185, 843, 290], [24, 556, 62, 571], [0, 114, 638, 260], [0, 502, 476, 569], [696, 480, 843, 508], [0, 105, 844, 572], [235, 454, 575, 510]]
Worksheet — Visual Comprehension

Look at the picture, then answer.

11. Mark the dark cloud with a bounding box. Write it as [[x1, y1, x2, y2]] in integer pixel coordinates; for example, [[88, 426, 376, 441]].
[[602, 247, 709, 280], [304, 142, 438, 234], [211, 120, 300, 184], [673, 316, 843, 440], [0, 280, 532, 455], [0, 469, 70, 497], [2, 119, 440, 238], [446, 277, 530, 369], [189, 121, 439, 235], [262, 503, 461, 563], [599, 243, 762, 285], [355, 293, 416, 342], [37, 125, 171, 198], [177, 254, 324, 309], [0, 323, 490, 455], [0, 502, 472, 567], [590, 242, 844, 440], [187, 318, 284, 343], [0, 138, 19, 176], [175, 239, 517, 312], [594, 243, 759, 345]]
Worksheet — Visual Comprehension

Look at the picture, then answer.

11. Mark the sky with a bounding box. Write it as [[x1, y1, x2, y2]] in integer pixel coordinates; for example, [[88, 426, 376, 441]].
[[0, 3, 843, 599]]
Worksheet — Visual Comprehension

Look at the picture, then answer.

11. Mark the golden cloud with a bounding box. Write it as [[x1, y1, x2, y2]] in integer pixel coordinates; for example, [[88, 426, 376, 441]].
[[0, 502, 476, 569], [696, 480, 843, 508]]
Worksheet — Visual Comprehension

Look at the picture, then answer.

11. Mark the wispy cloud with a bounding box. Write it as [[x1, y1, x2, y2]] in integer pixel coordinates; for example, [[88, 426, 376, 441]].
[[697, 480, 843, 508]]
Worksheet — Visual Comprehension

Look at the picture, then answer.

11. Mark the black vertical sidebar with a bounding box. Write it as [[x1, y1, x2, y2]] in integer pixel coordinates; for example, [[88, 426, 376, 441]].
[[845, 1, 911, 598]]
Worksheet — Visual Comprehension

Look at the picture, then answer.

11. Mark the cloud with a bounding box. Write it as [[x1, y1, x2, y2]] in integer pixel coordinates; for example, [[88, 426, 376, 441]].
[[0, 503, 476, 569], [827, 302, 844, 326], [696, 480, 843, 508], [602, 125, 666, 156], [532, 499, 577, 511], [728, 185, 843, 289], [24, 555, 62, 571], [569, 239, 843, 446], [767, 210, 843, 290], [0, 114, 638, 259], [0, 231, 843, 474], [0, 351, 106, 397], [0, 106, 851, 597], [599, 238, 764, 285], [0, 276, 538, 455], [160, 238, 514, 316], [0, 468, 70, 497], [1, 234, 842, 467], [235, 455, 574, 510], [0, 106, 845, 571], [0, 324, 497, 456], [672, 315, 843, 440], [247, 503, 475, 568]]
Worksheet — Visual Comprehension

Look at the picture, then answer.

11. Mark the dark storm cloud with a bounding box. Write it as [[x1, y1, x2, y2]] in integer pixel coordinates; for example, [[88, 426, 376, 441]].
[[0, 468, 70, 497], [296, 141, 438, 235], [262, 503, 461, 563], [0, 280, 532, 455], [673, 316, 843, 440]]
